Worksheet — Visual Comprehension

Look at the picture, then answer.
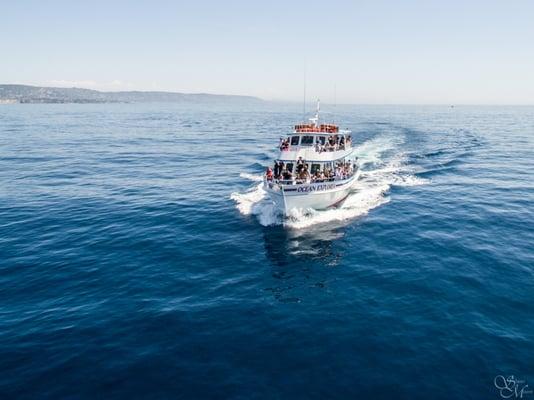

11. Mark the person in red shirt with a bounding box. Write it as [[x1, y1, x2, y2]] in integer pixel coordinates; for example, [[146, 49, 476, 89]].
[[265, 167, 273, 181]]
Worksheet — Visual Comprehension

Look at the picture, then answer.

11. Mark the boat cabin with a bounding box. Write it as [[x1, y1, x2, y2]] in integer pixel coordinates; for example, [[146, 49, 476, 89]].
[[281, 130, 352, 153], [270, 156, 357, 184], [274, 157, 353, 174]]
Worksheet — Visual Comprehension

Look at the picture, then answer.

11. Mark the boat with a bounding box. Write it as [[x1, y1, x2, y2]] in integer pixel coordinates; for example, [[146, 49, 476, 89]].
[[263, 100, 359, 215]]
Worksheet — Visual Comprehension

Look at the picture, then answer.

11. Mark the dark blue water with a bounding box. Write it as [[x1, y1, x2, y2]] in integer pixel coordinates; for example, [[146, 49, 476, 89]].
[[1, 103, 533, 399]]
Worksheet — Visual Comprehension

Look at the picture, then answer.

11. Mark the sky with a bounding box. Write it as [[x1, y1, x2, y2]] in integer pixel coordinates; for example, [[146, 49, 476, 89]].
[[1, 0, 534, 104]]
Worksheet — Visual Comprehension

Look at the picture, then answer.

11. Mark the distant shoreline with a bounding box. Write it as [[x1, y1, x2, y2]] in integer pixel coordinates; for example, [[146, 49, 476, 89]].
[[0, 84, 263, 104]]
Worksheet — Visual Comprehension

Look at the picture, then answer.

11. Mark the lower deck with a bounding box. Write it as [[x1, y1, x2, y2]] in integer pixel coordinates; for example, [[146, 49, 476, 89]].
[[263, 173, 358, 214]]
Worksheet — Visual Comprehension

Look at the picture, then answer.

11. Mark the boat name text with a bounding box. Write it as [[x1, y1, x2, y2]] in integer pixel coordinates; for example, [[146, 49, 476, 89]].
[[294, 183, 337, 193]]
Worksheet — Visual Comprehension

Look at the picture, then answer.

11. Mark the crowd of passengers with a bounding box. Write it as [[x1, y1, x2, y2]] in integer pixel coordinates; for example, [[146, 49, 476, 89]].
[[265, 157, 355, 184], [279, 135, 351, 152]]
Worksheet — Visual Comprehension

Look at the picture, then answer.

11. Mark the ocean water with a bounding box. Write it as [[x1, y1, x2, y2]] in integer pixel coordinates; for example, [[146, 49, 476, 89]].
[[0, 103, 533, 399]]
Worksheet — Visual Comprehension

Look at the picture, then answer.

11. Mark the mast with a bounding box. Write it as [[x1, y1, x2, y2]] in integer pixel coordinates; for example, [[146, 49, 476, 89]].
[[302, 64, 307, 123], [332, 84, 337, 124], [309, 98, 320, 128]]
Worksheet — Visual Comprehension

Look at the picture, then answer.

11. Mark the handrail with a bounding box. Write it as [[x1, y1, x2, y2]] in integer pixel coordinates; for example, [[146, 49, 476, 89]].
[[265, 172, 356, 187], [294, 124, 339, 133], [279, 143, 352, 153]]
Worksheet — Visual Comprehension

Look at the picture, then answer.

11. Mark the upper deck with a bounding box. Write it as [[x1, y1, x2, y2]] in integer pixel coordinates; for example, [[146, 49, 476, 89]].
[[276, 99, 353, 162], [278, 126, 353, 162], [278, 146, 352, 162]]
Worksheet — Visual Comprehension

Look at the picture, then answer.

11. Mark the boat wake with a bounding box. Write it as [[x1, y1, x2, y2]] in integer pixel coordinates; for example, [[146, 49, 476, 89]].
[[231, 134, 429, 229], [238, 172, 264, 182]]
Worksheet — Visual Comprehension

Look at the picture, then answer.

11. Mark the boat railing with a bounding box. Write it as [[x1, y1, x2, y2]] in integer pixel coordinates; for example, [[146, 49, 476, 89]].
[[294, 124, 339, 133], [279, 142, 351, 153], [265, 171, 356, 187]]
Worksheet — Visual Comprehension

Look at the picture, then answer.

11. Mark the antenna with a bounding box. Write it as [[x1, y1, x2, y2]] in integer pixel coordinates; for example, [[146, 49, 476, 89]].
[[333, 83, 337, 124], [310, 98, 320, 127], [316, 98, 320, 126], [303, 64, 307, 122]]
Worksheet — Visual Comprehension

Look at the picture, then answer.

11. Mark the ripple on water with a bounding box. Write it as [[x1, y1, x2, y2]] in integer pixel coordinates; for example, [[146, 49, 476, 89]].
[[1, 104, 533, 399]]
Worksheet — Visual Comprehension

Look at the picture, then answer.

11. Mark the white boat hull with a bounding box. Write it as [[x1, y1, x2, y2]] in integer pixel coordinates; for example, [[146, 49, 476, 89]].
[[264, 174, 357, 215]]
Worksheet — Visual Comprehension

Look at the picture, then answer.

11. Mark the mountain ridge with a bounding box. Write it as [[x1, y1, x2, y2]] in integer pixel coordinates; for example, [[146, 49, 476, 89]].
[[0, 84, 263, 104]]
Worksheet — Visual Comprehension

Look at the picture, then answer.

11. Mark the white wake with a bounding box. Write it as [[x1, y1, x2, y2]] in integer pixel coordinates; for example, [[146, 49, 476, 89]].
[[231, 134, 429, 229]]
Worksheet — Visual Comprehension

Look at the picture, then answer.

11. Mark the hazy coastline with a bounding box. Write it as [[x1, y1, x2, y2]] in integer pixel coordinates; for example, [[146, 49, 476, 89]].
[[0, 84, 263, 104]]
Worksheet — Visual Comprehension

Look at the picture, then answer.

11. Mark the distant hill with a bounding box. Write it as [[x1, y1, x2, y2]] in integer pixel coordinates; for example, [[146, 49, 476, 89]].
[[0, 84, 263, 104]]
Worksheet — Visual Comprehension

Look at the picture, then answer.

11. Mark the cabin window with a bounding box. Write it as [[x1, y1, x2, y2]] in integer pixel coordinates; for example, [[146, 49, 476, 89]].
[[290, 136, 299, 145], [316, 136, 326, 145], [311, 164, 321, 174], [300, 136, 314, 146], [286, 163, 294, 172]]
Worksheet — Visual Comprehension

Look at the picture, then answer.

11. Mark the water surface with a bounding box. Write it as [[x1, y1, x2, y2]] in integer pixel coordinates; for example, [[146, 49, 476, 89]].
[[1, 103, 533, 399]]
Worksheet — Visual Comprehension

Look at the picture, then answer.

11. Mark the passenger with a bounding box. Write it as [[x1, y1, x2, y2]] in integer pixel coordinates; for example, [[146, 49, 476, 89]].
[[273, 162, 280, 178], [297, 167, 308, 183], [303, 164, 310, 182], [296, 157, 305, 173], [326, 136, 335, 151], [277, 161, 285, 179], [282, 168, 292, 181], [329, 136, 335, 146], [344, 163, 351, 178], [265, 167, 273, 181]]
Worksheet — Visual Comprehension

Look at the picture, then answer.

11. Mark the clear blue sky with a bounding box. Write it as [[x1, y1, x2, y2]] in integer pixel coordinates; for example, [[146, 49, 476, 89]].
[[2, 0, 533, 104]]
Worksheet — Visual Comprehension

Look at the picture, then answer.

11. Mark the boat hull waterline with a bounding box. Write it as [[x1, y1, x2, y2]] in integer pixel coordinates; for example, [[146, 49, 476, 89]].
[[264, 173, 358, 215]]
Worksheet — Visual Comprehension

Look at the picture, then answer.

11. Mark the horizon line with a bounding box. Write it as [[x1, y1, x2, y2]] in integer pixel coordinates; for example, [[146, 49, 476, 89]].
[[2, 83, 534, 106]]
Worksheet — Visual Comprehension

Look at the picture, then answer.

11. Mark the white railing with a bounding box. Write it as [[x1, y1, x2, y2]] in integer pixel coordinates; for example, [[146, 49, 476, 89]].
[[264, 171, 356, 187], [279, 142, 352, 153]]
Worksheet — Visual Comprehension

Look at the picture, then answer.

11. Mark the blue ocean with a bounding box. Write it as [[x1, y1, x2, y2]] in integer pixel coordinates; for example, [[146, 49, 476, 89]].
[[0, 103, 533, 399]]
